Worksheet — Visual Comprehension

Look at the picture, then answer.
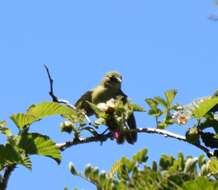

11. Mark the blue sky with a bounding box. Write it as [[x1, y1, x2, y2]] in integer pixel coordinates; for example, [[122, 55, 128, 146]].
[[0, 0, 218, 189]]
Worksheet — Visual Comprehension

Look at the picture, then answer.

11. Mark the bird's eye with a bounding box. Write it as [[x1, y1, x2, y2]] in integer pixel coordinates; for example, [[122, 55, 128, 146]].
[[110, 77, 118, 82]]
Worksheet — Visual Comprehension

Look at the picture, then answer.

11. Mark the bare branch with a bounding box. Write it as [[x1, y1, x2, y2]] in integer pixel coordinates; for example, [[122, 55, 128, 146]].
[[0, 164, 16, 190], [44, 64, 59, 102], [56, 133, 112, 151], [136, 128, 213, 158], [57, 127, 213, 157], [44, 64, 91, 123]]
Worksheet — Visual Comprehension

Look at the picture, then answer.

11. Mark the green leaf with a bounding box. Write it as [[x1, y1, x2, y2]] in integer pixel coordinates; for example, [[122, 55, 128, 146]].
[[18, 133, 61, 164], [132, 148, 148, 164], [69, 162, 78, 175], [159, 154, 174, 170], [109, 160, 121, 178], [182, 177, 216, 190], [130, 104, 145, 112], [148, 108, 162, 117], [10, 102, 83, 129], [154, 96, 168, 107], [145, 98, 158, 109], [152, 161, 158, 172], [164, 89, 177, 105], [208, 158, 218, 175], [184, 157, 198, 174], [0, 123, 12, 137], [10, 113, 35, 129], [0, 143, 32, 170], [84, 164, 93, 178], [185, 127, 200, 144], [157, 122, 168, 129], [198, 155, 206, 168], [192, 97, 218, 119], [0, 120, 7, 127]]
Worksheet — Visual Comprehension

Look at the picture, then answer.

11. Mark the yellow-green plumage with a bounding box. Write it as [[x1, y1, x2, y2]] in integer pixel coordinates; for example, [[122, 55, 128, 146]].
[[75, 71, 137, 144]]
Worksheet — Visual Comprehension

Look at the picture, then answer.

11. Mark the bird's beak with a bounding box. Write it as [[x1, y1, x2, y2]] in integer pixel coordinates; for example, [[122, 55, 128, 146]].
[[116, 76, 122, 83]]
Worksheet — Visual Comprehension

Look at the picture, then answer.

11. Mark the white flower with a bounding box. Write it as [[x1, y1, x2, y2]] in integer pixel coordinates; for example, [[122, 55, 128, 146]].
[[97, 103, 108, 111]]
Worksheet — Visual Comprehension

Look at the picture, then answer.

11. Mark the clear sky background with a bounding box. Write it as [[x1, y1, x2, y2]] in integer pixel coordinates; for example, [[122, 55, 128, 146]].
[[0, 0, 218, 189]]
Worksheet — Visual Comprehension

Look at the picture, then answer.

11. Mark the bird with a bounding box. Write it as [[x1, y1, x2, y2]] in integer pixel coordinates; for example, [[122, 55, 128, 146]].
[[75, 71, 137, 144]]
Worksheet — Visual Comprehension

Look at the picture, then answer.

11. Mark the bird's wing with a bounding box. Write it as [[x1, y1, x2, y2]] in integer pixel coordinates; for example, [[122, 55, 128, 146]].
[[118, 90, 137, 144], [75, 90, 94, 116]]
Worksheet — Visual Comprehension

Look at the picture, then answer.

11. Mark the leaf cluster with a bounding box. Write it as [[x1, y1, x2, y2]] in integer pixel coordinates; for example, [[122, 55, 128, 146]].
[[68, 149, 218, 190]]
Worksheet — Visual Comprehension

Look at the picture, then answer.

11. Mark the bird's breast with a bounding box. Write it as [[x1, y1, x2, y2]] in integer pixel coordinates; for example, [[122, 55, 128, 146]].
[[91, 86, 118, 104]]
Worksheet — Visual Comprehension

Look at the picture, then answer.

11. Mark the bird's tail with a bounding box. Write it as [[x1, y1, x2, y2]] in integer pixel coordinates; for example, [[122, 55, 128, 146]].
[[125, 113, 137, 144]]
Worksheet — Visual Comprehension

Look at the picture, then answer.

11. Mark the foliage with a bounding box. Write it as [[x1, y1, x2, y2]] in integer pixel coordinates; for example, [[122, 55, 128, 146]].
[[68, 149, 218, 190], [145, 89, 178, 129], [146, 90, 218, 155], [2, 89, 218, 189], [0, 101, 84, 172]]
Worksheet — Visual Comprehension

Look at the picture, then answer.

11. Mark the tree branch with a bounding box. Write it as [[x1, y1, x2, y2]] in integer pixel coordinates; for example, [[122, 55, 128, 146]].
[[57, 133, 112, 151], [56, 127, 213, 157], [44, 64, 59, 102], [0, 164, 16, 190], [136, 128, 213, 158], [44, 64, 91, 123]]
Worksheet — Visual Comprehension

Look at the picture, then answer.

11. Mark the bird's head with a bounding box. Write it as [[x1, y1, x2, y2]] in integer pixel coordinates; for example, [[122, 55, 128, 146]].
[[101, 71, 122, 89]]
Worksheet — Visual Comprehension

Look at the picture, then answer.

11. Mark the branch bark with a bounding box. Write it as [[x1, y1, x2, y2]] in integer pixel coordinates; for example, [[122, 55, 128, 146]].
[[56, 127, 213, 157], [0, 164, 16, 190]]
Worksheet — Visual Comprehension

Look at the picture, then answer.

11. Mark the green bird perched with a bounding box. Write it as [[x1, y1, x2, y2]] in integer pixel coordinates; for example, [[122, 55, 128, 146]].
[[75, 71, 137, 144]]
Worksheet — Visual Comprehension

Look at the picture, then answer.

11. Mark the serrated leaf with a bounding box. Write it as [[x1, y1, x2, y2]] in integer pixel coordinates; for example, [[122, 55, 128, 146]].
[[164, 89, 177, 105], [0, 143, 32, 170], [20, 155, 32, 170], [192, 97, 218, 119], [10, 113, 35, 129], [10, 102, 83, 129], [18, 133, 61, 164]]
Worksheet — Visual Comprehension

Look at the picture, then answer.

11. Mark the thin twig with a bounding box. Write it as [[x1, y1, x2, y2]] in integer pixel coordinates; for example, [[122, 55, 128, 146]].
[[44, 64, 58, 102], [44, 64, 91, 123]]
